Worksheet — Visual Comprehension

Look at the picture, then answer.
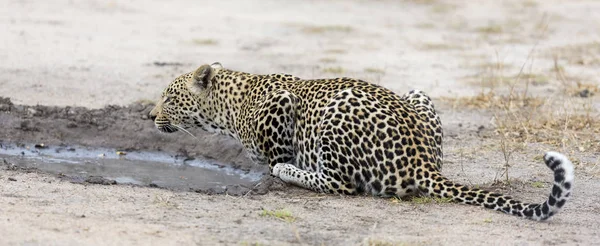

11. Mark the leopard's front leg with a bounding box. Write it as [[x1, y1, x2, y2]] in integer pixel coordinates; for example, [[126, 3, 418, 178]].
[[244, 89, 299, 171]]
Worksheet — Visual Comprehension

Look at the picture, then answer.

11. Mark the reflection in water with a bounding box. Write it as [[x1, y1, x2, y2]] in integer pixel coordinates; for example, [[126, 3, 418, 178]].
[[0, 144, 263, 191]]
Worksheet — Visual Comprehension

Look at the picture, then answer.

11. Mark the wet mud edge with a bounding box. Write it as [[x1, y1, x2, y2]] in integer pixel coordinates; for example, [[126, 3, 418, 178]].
[[0, 97, 285, 196]]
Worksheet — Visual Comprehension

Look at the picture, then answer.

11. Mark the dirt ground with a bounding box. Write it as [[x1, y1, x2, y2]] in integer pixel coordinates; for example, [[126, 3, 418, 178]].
[[1, 0, 600, 245]]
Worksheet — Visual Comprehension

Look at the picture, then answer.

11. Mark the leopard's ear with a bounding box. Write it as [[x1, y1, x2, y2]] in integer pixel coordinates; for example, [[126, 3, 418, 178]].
[[188, 64, 215, 94], [210, 62, 223, 69]]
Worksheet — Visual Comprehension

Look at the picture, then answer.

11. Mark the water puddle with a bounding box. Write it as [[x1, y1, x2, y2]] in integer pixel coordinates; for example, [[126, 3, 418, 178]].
[[0, 144, 264, 192]]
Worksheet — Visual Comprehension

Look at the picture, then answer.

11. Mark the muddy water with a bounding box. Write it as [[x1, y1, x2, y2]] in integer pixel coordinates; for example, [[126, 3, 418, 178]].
[[0, 144, 264, 192]]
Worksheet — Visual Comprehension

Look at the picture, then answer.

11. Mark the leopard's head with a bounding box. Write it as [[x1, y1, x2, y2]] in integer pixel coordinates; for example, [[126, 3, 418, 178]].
[[148, 62, 227, 134]]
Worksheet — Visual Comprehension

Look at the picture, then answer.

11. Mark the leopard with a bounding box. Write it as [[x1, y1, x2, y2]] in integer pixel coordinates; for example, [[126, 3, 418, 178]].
[[149, 62, 574, 221]]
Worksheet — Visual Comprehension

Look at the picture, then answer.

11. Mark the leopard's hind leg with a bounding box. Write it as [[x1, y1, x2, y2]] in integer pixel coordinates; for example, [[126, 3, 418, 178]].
[[401, 90, 443, 170]]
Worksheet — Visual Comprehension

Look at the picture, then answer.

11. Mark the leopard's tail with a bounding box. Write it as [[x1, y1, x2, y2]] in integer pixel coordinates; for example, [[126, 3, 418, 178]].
[[417, 151, 574, 221]]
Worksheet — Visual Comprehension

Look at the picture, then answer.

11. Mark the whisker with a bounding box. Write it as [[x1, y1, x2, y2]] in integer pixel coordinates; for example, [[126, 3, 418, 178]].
[[171, 124, 201, 142]]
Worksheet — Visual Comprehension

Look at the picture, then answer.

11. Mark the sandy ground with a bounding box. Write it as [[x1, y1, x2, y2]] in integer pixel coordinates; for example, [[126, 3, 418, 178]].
[[1, 0, 600, 245]]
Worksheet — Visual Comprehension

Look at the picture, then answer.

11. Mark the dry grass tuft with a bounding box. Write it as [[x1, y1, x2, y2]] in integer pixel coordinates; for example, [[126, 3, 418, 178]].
[[153, 194, 179, 209], [475, 24, 503, 34], [259, 209, 296, 222], [414, 22, 435, 29], [406, 0, 438, 4], [191, 38, 218, 46], [419, 42, 464, 51], [409, 196, 453, 204], [494, 104, 600, 151], [301, 25, 353, 34], [324, 49, 347, 54], [430, 3, 457, 14], [444, 57, 600, 153], [446, 92, 600, 153], [530, 181, 545, 188], [319, 57, 337, 63], [442, 91, 544, 110], [322, 67, 345, 74], [240, 242, 264, 246], [363, 238, 410, 246], [364, 68, 385, 74], [522, 0, 539, 8]]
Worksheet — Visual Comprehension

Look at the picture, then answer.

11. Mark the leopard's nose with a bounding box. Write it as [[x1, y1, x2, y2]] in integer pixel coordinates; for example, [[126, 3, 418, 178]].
[[148, 112, 157, 121]]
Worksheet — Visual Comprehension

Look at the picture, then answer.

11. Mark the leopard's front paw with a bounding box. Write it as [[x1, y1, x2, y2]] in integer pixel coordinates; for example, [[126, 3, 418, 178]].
[[271, 163, 294, 178]]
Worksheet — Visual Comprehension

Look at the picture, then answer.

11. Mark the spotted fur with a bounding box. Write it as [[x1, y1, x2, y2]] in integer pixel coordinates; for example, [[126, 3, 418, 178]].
[[149, 63, 574, 221]]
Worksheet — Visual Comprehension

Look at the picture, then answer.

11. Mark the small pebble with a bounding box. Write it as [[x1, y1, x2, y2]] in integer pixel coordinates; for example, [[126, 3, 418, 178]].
[[8, 177, 17, 181], [34, 143, 48, 149]]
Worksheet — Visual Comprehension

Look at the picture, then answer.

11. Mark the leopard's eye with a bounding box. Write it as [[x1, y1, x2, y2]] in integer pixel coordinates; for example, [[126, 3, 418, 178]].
[[163, 96, 172, 104]]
